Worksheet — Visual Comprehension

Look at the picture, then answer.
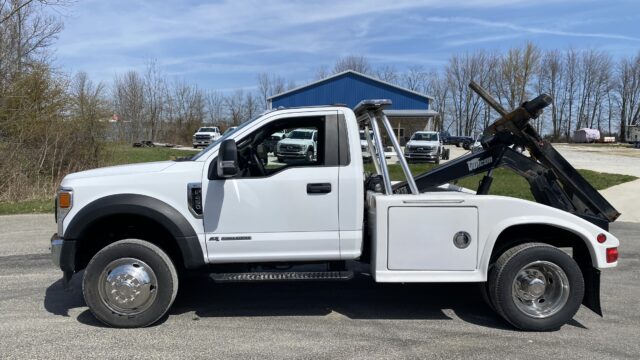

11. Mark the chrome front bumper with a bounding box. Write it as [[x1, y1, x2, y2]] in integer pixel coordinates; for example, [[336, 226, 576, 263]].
[[50, 233, 64, 267]]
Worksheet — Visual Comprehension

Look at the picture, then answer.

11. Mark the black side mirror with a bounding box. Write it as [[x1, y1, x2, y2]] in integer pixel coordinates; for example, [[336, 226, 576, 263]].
[[217, 139, 239, 178]]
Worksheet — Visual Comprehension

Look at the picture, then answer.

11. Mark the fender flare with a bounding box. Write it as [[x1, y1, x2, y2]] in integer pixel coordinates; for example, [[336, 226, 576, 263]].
[[65, 194, 205, 269]]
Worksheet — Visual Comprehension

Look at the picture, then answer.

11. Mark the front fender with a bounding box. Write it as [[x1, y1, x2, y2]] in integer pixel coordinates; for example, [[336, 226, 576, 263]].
[[65, 194, 205, 269]]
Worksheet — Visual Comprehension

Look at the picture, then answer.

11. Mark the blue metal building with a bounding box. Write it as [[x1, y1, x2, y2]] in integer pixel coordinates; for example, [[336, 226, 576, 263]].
[[267, 70, 438, 144]]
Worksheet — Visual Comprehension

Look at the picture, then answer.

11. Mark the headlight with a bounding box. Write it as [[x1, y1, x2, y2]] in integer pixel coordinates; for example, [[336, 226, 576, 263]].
[[56, 188, 73, 236]]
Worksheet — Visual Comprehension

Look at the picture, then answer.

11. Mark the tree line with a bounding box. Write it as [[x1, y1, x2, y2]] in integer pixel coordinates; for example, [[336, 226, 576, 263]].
[[1, 1, 640, 203]]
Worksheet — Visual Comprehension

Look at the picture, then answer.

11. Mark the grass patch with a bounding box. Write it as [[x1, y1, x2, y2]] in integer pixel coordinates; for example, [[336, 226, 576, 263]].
[[0, 199, 54, 215], [365, 163, 636, 201]]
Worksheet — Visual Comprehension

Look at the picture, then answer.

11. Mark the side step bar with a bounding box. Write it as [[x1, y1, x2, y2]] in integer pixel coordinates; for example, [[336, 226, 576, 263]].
[[210, 271, 354, 283]]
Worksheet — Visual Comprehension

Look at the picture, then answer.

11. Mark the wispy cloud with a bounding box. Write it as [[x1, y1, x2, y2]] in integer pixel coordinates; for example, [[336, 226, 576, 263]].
[[51, 0, 640, 90], [425, 16, 640, 42]]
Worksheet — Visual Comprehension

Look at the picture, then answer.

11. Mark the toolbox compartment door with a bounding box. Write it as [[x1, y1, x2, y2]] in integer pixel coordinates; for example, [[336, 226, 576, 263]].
[[387, 206, 478, 271]]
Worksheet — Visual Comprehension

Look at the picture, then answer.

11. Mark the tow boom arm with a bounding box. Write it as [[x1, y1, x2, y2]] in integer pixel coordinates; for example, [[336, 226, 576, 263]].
[[390, 82, 620, 229]]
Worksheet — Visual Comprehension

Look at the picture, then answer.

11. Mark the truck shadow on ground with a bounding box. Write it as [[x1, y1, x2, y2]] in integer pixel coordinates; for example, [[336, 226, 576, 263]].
[[43, 271, 587, 330]]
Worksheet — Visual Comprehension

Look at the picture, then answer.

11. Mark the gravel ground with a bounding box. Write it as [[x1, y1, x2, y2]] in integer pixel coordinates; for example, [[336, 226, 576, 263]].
[[0, 214, 638, 359]]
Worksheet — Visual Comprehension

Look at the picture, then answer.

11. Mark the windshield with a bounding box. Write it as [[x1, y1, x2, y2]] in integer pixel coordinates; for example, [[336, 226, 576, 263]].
[[199, 127, 218, 132], [411, 132, 438, 141], [190, 114, 267, 160], [288, 130, 313, 140], [223, 127, 237, 135]]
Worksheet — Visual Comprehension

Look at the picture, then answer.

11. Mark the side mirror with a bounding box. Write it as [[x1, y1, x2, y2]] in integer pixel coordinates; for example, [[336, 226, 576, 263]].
[[217, 139, 239, 178]]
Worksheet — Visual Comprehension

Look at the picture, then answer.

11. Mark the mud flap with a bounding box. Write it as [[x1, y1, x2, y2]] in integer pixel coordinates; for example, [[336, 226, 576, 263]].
[[582, 266, 602, 316]]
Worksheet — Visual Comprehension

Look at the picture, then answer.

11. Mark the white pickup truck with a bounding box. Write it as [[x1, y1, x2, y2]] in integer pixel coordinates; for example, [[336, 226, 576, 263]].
[[51, 91, 620, 330], [192, 126, 221, 148]]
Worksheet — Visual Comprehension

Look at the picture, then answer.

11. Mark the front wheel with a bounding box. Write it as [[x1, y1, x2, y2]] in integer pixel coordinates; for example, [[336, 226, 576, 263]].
[[82, 239, 179, 328], [488, 242, 584, 331]]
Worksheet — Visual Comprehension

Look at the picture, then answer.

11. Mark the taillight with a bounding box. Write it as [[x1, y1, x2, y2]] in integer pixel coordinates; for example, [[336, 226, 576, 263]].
[[606, 247, 618, 263], [597, 233, 607, 243]]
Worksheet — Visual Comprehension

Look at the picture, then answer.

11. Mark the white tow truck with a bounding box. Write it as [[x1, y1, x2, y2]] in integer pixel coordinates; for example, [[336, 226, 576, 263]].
[[51, 83, 620, 330]]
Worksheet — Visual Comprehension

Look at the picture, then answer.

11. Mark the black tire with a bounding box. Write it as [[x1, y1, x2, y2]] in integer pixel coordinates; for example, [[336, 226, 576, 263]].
[[488, 242, 584, 331], [82, 239, 179, 328], [305, 150, 313, 162], [434, 156, 440, 165]]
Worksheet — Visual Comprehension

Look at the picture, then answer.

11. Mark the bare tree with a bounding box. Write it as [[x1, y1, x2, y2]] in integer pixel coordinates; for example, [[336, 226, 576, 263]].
[[205, 90, 226, 125], [333, 55, 372, 74], [375, 64, 399, 84], [616, 51, 640, 142], [257, 72, 287, 109], [113, 70, 145, 142], [226, 89, 245, 126], [540, 50, 564, 138], [0, 0, 63, 89], [314, 65, 330, 80], [402, 65, 427, 92], [446, 51, 491, 136], [143, 59, 167, 141]]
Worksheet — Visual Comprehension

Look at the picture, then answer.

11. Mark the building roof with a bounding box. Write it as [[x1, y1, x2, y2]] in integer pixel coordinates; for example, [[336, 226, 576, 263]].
[[384, 109, 438, 117], [268, 70, 434, 102]]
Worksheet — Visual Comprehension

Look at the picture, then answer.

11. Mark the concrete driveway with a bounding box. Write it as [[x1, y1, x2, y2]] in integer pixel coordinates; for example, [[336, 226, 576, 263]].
[[0, 214, 638, 359]]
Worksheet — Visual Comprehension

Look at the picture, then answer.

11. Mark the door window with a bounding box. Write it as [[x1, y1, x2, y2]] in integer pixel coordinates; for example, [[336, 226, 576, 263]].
[[234, 116, 327, 177]]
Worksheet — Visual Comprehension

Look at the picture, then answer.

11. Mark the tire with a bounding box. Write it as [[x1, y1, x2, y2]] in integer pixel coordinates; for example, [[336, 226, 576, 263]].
[[445, 148, 450, 160], [488, 242, 584, 331], [305, 150, 313, 162], [277, 156, 284, 163], [434, 156, 440, 165], [82, 239, 179, 328]]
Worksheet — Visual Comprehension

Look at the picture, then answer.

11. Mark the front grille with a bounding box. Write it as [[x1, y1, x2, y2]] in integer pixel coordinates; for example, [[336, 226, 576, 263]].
[[408, 146, 435, 153], [280, 144, 302, 152], [195, 135, 211, 140]]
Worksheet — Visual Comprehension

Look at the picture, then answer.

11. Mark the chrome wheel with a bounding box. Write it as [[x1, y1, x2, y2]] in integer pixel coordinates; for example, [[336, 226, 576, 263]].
[[511, 260, 569, 319], [98, 258, 158, 316]]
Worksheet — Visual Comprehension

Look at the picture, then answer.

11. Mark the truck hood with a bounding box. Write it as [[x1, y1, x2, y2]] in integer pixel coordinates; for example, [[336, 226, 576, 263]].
[[407, 140, 439, 147], [278, 138, 313, 146], [64, 161, 176, 180]]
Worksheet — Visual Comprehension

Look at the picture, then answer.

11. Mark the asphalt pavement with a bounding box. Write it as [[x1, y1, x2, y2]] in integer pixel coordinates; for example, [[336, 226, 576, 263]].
[[0, 214, 638, 359]]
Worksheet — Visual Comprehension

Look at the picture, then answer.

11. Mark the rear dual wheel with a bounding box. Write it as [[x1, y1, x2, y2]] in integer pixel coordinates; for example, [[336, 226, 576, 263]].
[[485, 242, 584, 331]]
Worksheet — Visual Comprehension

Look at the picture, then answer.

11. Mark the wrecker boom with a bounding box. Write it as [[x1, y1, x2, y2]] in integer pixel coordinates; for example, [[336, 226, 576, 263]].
[[389, 82, 620, 230]]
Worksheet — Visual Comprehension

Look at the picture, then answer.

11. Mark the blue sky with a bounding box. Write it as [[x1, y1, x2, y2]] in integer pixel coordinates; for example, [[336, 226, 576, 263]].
[[53, 0, 640, 92]]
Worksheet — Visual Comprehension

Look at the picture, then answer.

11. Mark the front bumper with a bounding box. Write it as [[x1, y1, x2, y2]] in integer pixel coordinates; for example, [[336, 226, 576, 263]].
[[405, 152, 438, 160], [193, 140, 212, 146], [278, 151, 306, 158], [50, 233, 76, 274]]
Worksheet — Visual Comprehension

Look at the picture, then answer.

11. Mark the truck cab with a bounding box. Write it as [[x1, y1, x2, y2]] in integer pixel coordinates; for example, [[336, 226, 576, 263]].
[[51, 97, 619, 330]]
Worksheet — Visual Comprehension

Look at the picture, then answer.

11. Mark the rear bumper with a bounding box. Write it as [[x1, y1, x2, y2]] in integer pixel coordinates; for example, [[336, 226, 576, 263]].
[[50, 233, 76, 274]]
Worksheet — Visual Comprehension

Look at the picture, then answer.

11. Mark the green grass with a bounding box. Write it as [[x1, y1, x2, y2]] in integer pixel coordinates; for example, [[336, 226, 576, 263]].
[[1, 147, 634, 215], [365, 163, 636, 200], [0, 199, 54, 215]]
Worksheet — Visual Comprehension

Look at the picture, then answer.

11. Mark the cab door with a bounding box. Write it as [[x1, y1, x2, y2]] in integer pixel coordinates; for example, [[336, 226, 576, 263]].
[[203, 112, 343, 263]]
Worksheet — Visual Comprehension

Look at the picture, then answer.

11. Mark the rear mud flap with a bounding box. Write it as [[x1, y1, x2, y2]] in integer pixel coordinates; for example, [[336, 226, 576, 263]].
[[583, 266, 602, 316]]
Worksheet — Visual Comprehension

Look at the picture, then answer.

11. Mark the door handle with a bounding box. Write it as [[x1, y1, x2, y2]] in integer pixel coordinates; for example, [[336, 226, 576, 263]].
[[307, 183, 332, 194]]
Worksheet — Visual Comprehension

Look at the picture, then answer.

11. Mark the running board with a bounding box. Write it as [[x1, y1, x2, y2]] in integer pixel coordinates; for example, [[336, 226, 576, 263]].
[[210, 271, 354, 282]]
